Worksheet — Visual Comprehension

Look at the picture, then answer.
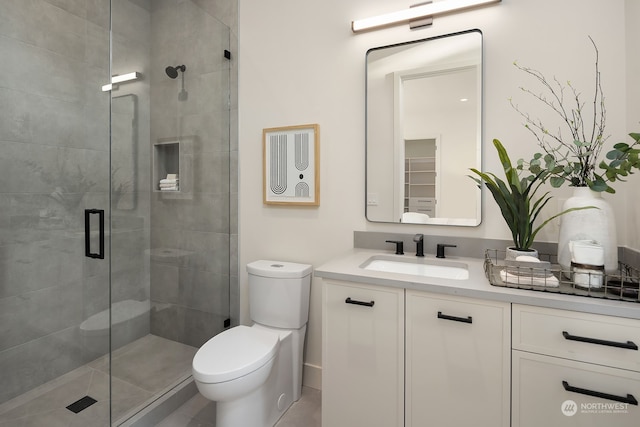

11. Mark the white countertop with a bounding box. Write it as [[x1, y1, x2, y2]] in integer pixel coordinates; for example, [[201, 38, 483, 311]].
[[315, 248, 640, 320]]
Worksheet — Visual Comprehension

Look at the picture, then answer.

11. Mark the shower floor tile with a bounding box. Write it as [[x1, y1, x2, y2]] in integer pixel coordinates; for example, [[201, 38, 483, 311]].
[[0, 334, 197, 427]]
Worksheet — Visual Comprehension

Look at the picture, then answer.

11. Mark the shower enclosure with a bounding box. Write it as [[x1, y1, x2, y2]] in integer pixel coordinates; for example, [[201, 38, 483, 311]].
[[0, 1, 236, 425]]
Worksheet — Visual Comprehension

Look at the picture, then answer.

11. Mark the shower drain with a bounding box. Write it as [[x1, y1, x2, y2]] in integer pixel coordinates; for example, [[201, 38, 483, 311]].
[[66, 395, 97, 414]]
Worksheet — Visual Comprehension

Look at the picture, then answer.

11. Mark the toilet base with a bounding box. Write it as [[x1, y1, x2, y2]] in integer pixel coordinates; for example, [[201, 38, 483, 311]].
[[215, 330, 295, 427], [196, 324, 307, 427], [217, 384, 267, 427]]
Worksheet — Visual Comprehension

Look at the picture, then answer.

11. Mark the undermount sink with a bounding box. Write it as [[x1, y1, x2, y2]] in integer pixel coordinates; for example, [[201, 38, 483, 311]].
[[360, 256, 469, 280]]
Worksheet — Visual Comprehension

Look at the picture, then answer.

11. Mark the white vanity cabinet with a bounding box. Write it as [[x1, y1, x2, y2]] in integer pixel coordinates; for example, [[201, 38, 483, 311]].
[[321, 279, 510, 427], [322, 280, 405, 427], [405, 290, 511, 427], [512, 305, 640, 426]]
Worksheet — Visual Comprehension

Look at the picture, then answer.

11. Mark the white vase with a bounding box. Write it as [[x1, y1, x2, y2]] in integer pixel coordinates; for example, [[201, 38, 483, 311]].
[[557, 187, 617, 274]]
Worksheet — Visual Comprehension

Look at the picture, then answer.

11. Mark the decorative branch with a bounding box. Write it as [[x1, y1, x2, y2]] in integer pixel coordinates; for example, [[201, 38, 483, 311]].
[[510, 36, 620, 191]]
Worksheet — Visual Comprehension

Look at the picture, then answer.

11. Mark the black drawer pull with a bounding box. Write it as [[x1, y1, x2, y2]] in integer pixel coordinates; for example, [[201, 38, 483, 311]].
[[562, 381, 638, 406], [562, 331, 638, 350], [345, 297, 375, 307], [437, 311, 472, 324]]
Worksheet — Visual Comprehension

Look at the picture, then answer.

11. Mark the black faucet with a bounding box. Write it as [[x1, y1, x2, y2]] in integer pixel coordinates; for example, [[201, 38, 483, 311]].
[[413, 234, 424, 257], [385, 240, 404, 255], [436, 243, 457, 258]]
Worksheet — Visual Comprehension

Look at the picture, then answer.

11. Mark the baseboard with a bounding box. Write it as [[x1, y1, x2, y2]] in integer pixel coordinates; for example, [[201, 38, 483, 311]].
[[302, 363, 322, 390]]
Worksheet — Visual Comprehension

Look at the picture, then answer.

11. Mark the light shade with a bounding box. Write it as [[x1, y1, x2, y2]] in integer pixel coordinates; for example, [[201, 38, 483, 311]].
[[352, 0, 501, 33], [101, 72, 141, 92]]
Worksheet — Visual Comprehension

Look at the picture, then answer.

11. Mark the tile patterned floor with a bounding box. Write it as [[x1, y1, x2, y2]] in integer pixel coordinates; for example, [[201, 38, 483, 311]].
[[0, 334, 320, 427], [156, 386, 321, 427], [0, 335, 197, 427]]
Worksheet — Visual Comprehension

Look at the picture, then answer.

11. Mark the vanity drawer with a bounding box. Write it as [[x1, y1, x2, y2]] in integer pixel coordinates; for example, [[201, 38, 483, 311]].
[[512, 350, 640, 427], [513, 304, 640, 372]]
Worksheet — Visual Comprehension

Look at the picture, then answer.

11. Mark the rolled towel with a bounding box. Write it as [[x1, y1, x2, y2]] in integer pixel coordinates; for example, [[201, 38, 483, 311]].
[[569, 240, 604, 288]]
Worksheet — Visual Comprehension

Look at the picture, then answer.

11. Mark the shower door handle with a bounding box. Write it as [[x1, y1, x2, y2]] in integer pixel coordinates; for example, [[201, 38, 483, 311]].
[[85, 209, 105, 259]]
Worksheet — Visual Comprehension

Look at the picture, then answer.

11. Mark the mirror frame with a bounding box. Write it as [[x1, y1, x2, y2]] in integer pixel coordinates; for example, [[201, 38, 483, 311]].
[[365, 29, 483, 226]]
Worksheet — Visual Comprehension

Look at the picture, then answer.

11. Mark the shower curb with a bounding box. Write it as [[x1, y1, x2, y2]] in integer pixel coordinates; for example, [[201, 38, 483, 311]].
[[117, 376, 198, 427]]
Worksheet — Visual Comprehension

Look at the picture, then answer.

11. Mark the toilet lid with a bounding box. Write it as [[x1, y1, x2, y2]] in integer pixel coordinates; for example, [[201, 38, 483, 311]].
[[192, 325, 279, 384]]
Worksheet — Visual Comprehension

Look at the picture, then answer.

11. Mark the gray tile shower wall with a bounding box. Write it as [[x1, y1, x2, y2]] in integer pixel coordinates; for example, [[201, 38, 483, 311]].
[[148, 0, 233, 348]]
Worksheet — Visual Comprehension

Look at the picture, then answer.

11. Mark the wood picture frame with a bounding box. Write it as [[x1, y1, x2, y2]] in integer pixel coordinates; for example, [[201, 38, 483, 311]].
[[263, 124, 320, 206]]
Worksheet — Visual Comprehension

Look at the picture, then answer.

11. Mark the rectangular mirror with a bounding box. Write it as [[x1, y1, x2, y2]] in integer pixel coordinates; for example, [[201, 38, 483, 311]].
[[366, 29, 482, 226]]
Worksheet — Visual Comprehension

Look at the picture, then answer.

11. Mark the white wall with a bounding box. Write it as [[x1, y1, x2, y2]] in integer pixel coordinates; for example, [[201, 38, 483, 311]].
[[625, 0, 640, 249], [238, 0, 635, 388]]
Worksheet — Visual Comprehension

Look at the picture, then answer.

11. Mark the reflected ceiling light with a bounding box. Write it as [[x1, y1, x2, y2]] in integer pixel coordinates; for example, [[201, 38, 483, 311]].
[[351, 0, 501, 33], [101, 72, 141, 92]]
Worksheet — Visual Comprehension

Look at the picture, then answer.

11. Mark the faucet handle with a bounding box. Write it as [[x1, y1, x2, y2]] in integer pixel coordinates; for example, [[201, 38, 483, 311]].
[[385, 240, 404, 255], [436, 244, 457, 258]]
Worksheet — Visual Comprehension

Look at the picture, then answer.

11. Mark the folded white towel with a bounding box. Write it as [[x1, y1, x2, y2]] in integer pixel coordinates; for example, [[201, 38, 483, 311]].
[[500, 269, 559, 287], [166, 174, 178, 180], [160, 179, 179, 184], [159, 182, 178, 188], [569, 240, 604, 288], [160, 186, 179, 191]]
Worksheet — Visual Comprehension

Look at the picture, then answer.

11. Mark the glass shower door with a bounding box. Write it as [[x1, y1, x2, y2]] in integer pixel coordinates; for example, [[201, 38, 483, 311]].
[[0, 0, 112, 424]]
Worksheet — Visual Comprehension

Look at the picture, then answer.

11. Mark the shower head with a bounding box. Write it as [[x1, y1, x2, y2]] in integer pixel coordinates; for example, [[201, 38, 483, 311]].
[[165, 64, 186, 79]]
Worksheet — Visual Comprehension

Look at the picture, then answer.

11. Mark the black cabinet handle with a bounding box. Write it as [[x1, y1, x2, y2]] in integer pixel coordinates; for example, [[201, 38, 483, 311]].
[[345, 297, 375, 307], [562, 381, 638, 406], [562, 331, 638, 350], [85, 209, 105, 259], [437, 311, 472, 324]]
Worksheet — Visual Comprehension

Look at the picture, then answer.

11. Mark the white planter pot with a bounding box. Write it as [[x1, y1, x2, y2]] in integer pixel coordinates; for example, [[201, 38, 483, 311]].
[[557, 188, 617, 274], [505, 247, 539, 261]]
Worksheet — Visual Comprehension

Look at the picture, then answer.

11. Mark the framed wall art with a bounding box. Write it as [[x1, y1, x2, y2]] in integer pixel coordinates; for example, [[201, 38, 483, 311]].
[[263, 124, 320, 206]]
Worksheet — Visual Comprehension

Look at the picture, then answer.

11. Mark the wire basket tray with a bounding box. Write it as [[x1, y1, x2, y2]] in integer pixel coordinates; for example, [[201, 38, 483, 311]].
[[484, 249, 640, 303]]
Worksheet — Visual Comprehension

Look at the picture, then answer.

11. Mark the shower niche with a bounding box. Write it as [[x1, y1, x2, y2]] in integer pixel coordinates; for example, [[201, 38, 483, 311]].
[[153, 140, 191, 195]]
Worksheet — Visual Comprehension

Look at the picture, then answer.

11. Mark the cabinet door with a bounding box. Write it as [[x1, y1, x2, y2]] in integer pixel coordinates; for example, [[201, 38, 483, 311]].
[[406, 291, 510, 427], [513, 350, 640, 427], [322, 281, 404, 427]]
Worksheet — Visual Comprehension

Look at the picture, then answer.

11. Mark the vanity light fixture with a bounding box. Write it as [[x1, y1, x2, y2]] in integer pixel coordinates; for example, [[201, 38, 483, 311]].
[[351, 0, 501, 33], [101, 72, 141, 92]]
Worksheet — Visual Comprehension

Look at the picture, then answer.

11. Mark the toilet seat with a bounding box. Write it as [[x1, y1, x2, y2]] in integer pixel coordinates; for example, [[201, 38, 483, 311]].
[[193, 325, 279, 384]]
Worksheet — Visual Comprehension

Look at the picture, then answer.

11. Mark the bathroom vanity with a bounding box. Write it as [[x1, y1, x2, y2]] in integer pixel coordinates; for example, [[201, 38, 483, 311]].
[[316, 249, 640, 427]]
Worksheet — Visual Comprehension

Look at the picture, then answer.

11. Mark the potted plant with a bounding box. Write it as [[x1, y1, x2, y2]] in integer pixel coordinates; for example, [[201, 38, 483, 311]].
[[469, 139, 592, 259], [509, 37, 639, 272]]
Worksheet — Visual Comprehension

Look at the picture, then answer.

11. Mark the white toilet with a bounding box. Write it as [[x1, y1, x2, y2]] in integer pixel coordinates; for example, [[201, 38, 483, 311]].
[[192, 260, 312, 427]]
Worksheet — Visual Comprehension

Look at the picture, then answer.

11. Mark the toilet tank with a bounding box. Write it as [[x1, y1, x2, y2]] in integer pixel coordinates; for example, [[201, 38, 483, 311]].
[[247, 260, 312, 329]]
